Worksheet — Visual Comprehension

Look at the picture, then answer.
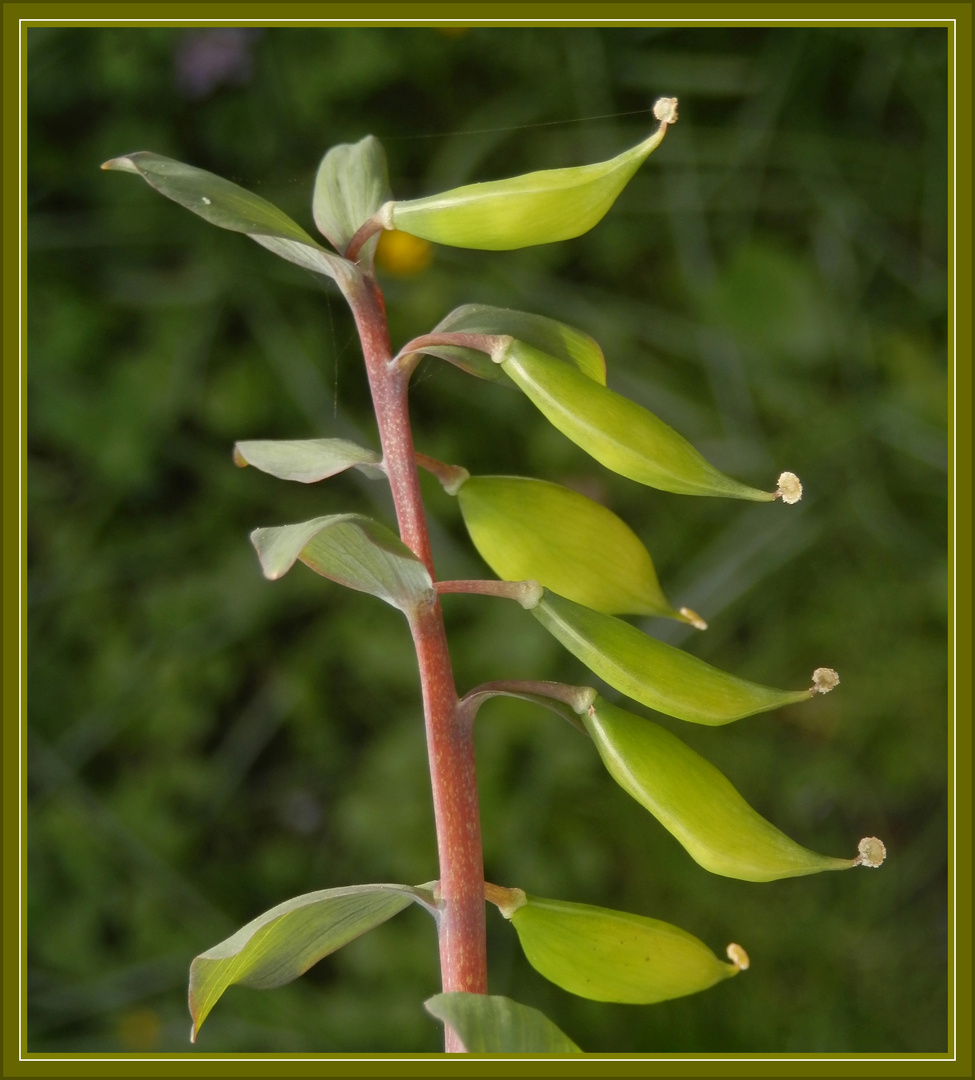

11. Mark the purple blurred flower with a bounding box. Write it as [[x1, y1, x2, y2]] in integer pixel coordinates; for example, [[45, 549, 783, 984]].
[[174, 28, 262, 100]]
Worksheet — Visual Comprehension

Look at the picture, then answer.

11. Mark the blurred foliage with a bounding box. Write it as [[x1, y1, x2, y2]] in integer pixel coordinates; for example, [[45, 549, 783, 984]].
[[26, 25, 948, 1054]]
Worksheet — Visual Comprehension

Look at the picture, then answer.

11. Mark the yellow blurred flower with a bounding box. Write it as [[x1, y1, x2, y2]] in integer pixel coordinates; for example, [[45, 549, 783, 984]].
[[375, 230, 433, 276]]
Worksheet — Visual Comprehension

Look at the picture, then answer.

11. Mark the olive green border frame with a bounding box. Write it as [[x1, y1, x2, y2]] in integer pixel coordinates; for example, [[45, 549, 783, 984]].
[[5, 3, 970, 1076]]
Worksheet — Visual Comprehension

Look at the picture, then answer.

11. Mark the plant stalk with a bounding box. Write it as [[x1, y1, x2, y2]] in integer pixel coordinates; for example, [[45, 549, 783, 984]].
[[342, 271, 487, 1052]]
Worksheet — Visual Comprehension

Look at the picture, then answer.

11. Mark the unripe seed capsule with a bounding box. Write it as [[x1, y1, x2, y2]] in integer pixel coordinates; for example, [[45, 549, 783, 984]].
[[499, 341, 781, 500], [385, 118, 675, 251], [533, 592, 824, 725], [456, 475, 692, 621], [584, 697, 864, 882], [504, 893, 742, 1004]]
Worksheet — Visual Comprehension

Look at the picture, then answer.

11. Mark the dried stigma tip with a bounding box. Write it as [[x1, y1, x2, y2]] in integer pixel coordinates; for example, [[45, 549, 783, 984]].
[[726, 943, 750, 971], [775, 471, 803, 504], [653, 97, 679, 125], [680, 606, 708, 631], [811, 667, 840, 694], [855, 836, 887, 868]]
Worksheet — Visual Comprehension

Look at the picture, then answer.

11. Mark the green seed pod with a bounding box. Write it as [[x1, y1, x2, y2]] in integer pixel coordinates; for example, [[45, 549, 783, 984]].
[[502, 890, 744, 1004], [457, 475, 701, 625], [383, 117, 674, 251], [533, 592, 823, 725], [499, 340, 782, 500], [584, 697, 864, 882]]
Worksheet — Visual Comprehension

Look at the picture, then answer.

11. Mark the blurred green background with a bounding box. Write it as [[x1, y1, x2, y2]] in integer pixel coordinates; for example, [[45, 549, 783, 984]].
[[26, 25, 949, 1054]]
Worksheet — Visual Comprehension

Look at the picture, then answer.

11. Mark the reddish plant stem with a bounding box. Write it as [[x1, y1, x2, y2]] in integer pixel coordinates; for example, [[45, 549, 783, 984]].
[[342, 271, 487, 1051]]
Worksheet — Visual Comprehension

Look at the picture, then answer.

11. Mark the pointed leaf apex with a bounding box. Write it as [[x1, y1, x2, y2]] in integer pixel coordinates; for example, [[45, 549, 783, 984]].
[[726, 943, 750, 970], [101, 155, 140, 174], [855, 836, 887, 868], [776, 471, 803, 504], [811, 667, 840, 694]]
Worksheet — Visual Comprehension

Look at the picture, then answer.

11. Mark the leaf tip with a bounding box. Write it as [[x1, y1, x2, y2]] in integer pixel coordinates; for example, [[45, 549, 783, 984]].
[[811, 667, 840, 694], [233, 445, 249, 468], [101, 155, 139, 174], [679, 606, 708, 631], [652, 97, 679, 125], [775, 471, 803, 504], [855, 836, 887, 868], [249, 529, 282, 580], [726, 942, 750, 971]]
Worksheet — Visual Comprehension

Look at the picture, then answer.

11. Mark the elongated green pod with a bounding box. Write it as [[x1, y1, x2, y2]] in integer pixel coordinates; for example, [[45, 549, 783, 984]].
[[383, 112, 674, 250], [500, 890, 744, 1004], [457, 475, 700, 624], [584, 697, 872, 881], [533, 592, 823, 725], [499, 340, 781, 500]]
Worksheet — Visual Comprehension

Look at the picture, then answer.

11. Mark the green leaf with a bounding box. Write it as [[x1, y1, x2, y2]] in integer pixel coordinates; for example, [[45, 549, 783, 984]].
[[505, 893, 743, 1004], [386, 123, 672, 250], [421, 305, 606, 384], [533, 592, 814, 725], [584, 697, 858, 881], [234, 438, 382, 483], [501, 340, 777, 500], [189, 883, 434, 1041], [424, 993, 582, 1054], [458, 475, 693, 622], [313, 135, 392, 263], [101, 151, 352, 284], [250, 514, 434, 613]]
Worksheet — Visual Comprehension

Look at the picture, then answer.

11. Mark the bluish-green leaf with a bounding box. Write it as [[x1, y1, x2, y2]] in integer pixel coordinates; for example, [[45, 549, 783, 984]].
[[250, 514, 434, 613], [386, 122, 672, 250], [234, 438, 383, 483], [424, 993, 582, 1054], [189, 883, 434, 1041], [313, 135, 392, 262], [420, 305, 606, 384], [501, 340, 777, 500], [504, 892, 743, 1004], [534, 592, 814, 725], [584, 697, 859, 881], [102, 151, 351, 284], [457, 475, 695, 622]]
